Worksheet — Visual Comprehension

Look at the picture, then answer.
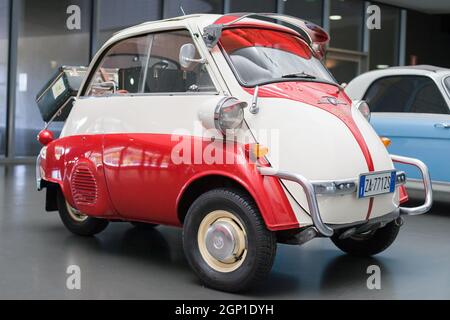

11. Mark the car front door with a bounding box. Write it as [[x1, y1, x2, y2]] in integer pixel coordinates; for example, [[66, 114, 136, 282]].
[[79, 29, 224, 224], [366, 75, 450, 186]]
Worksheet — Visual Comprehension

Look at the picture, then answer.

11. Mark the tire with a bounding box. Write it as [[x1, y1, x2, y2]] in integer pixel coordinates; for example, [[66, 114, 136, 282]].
[[130, 222, 159, 229], [57, 190, 109, 237], [331, 221, 400, 257], [183, 188, 277, 293]]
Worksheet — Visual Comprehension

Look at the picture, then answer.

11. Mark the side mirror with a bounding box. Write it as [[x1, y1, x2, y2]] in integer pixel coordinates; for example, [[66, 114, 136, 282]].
[[37, 129, 54, 146], [179, 43, 206, 69]]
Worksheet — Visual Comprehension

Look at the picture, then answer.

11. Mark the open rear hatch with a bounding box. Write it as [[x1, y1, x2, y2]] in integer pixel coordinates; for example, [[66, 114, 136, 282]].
[[35, 66, 87, 123]]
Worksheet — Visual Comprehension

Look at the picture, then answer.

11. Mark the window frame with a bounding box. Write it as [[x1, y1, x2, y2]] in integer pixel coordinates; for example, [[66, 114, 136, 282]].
[[442, 76, 450, 102], [363, 74, 450, 115], [81, 28, 219, 97]]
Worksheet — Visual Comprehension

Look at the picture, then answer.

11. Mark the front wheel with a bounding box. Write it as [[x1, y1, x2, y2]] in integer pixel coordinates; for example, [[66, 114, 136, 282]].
[[331, 220, 400, 257], [57, 190, 109, 237], [183, 188, 277, 293]]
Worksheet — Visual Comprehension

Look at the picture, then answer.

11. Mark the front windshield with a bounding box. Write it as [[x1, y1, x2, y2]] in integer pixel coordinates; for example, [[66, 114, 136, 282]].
[[220, 28, 336, 87]]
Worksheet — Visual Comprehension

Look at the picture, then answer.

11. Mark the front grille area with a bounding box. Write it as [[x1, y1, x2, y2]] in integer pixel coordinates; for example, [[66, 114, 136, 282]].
[[71, 165, 98, 207]]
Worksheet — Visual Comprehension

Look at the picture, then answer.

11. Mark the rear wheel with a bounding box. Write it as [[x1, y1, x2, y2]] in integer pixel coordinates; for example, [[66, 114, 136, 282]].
[[57, 190, 109, 237], [331, 221, 400, 257], [183, 188, 277, 292]]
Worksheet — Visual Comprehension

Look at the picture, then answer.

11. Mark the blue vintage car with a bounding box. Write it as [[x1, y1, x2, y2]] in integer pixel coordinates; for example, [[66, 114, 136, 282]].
[[346, 65, 450, 202]]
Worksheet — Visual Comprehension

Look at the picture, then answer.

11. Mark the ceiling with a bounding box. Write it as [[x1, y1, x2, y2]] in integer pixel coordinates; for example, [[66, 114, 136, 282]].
[[377, 0, 450, 14]]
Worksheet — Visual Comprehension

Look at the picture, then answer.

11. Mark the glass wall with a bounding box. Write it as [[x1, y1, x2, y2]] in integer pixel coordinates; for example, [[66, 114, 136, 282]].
[[369, 4, 400, 70], [228, 0, 276, 13], [164, 0, 223, 18], [0, 0, 412, 159], [96, 0, 162, 50], [283, 0, 323, 26], [329, 0, 364, 51], [14, 0, 91, 157], [325, 57, 359, 84], [0, 0, 8, 156]]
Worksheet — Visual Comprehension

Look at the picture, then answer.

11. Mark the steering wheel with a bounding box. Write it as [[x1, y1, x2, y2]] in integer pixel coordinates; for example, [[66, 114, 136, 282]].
[[150, 60, 170, 77]]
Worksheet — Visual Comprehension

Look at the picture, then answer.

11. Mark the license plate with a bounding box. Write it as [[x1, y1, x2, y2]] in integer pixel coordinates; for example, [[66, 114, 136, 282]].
[[358, 171, 396, 198]]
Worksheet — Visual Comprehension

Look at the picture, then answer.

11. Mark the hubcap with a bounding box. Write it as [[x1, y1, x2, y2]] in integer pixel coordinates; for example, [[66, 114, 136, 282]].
[[205, 219, 238, 263], [66, 201, 88, 223], [198, 211, 247, 273]]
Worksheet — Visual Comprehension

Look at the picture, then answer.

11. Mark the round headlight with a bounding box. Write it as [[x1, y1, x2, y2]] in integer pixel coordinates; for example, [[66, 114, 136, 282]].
[[356, 100, 371, 122], [214, 97, 247, 135]]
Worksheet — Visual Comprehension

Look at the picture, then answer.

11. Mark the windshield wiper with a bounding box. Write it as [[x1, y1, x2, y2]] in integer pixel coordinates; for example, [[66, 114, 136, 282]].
[[282, 72, 317, 79]]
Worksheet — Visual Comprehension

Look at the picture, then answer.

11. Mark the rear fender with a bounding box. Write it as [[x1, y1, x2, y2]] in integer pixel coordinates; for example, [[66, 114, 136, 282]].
[[40, 135, 116, 217]]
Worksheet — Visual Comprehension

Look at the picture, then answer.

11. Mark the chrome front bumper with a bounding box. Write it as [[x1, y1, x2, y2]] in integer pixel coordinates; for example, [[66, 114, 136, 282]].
[[258, 155, 433, 237], [391, 155, 433, 216]]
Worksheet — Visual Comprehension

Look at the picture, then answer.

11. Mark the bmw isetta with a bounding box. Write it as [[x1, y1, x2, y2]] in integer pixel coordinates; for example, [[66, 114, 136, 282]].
[[36, 13, 433, 292]]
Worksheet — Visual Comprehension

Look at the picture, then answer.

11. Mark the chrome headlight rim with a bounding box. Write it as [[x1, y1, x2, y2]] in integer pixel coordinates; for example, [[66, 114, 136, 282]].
[[214, 97, 247, 135], [355, 100, 371, 122]]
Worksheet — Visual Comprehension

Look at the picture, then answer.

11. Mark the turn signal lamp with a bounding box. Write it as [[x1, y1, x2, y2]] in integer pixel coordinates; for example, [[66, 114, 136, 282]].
[[380, 137, 391, 147], [245, 144, 269, 160]]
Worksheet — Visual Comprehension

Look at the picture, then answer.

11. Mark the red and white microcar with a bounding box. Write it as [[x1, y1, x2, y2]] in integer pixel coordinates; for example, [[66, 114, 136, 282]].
[[36, 13, 433, 292]]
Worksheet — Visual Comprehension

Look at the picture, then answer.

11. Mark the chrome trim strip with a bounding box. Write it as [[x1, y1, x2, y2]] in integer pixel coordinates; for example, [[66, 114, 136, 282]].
[[312, 179, 357, 196], [391, 155, 433, 215], [78, 91, 220, 99], [258, 167, 334, 237], [36, 154, 42, 191]]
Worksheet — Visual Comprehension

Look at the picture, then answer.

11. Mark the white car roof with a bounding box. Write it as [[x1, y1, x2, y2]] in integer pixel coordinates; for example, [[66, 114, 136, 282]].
[[345, 65, 450, 100], [105, 14, 220, 45]]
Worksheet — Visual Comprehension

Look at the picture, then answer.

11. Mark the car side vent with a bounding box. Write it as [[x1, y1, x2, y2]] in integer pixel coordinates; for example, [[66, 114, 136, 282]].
[[71, 165, 98, 207]]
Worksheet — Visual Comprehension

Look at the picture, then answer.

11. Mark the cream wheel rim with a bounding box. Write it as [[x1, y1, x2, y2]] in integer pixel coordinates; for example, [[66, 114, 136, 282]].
[[66, 201, 88, 223], [197, 210, 248, 273]]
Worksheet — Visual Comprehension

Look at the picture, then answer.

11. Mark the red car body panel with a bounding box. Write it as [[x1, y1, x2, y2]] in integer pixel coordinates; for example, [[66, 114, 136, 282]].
[[40, 133, 300, 231]]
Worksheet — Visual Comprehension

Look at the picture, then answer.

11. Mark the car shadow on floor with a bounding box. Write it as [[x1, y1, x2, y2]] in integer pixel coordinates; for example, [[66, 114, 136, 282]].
[[61, 224, 189, 269], [56, 224, 396, 297]]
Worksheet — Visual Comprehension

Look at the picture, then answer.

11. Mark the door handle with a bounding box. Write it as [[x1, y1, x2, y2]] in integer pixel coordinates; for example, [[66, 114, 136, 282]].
[[434, 123, 450, 129]]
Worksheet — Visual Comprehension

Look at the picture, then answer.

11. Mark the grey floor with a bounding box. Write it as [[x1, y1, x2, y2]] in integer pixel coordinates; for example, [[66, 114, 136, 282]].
[[0, 164, 449, 300]]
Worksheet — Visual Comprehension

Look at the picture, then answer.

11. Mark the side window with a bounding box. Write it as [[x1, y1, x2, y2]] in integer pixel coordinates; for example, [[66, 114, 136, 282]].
[[86, 30, 215, 96], [364, 75, 449, 114], [410, 82, 449, 114], [144, 30, 215, 93], [87, 35, 152, 96], [364, 76, 414, 112]]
